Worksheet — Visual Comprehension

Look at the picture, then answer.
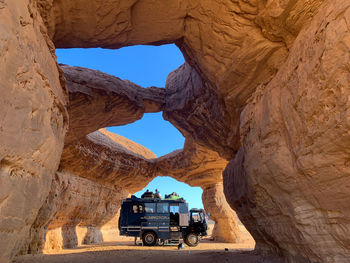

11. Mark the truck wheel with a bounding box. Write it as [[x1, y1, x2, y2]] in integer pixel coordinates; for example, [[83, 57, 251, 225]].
[[142, 231, 157, 246], [184, 233, 199, 247]]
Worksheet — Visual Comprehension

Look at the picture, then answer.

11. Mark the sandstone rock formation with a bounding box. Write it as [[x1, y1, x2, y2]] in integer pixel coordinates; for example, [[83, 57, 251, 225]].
[[28, 129, 157, 253], [156, 139, 227, 188], [0, 1, 68, 262], [224, 1, 350, 262], [19, 62, 239, 252], [62, 65, 165, 144], [37, 0, 291, 158], [163, 63, 236, 159], [1, 0, 350, 263], [202, 184, 241, 243], [156, 139, 241, 243], [28, 128, 240, 251]]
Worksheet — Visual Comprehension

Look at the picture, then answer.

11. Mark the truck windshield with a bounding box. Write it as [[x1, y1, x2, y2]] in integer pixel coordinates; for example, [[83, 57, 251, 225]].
[[191, 212, 204, 222]]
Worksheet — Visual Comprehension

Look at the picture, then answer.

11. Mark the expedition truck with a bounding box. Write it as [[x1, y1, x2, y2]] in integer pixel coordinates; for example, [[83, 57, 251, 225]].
[[118, 191, 208, 246]]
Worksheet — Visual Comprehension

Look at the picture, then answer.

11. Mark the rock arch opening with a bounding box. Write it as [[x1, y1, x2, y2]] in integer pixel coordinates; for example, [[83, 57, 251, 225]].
[[3, 1, 350, 263], [133, 176, 254, 244], [55, 44, 185, 87], [21, 43, 251, 255], [107, 112, 185, 157]]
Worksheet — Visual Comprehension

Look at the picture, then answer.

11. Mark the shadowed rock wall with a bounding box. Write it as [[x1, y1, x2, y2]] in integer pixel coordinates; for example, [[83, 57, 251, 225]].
[[28, 171, 129, 252]]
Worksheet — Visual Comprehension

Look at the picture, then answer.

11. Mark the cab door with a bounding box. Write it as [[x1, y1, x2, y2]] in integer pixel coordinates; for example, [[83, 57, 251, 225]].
[[179, 203, 189, 226], [169, 204, 179, 226], [156, 202, 170, 239]]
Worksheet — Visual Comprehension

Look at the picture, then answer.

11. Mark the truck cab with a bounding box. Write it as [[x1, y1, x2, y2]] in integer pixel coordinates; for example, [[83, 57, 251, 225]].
[[118, 191, 208, 246]]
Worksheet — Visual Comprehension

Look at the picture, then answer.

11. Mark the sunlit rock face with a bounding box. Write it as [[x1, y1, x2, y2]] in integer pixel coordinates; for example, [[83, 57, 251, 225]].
[[202, 184, 241, 243], [156, 139, 242, 243], [0, 1, 68, 262], [60, 129, 157, 192], [224, 1, 350, 262], [27, 171, 129, 252], [156, 139, 228, 188], [2, 0, 350, 262], [28, 129, 157, 252]]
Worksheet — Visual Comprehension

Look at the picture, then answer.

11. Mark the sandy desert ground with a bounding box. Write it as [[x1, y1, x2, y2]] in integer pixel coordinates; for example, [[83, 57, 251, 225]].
[[14, 225, 263, 263], [14, 240, 259, 263]]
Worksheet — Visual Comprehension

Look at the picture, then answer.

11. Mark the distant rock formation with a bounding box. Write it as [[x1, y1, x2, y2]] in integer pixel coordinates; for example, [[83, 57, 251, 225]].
[[26, 65, 240, 251], [61, 65, 165, 144], [28, 129, 156, 253]]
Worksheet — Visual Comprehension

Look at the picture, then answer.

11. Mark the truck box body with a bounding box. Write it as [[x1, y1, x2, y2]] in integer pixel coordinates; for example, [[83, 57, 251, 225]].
[[119, 196, 189, 240]]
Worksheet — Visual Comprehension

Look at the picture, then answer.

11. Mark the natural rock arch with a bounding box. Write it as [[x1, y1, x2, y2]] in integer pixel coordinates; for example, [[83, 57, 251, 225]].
[[22, 64, 242, 251], [28, 128, 242, 252], [1, 1, 350, 263]]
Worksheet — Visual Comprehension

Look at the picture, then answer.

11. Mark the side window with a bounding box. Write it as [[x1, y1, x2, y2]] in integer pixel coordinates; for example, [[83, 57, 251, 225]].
[[179, 203, 188, 213], [139, 205, 143, 213], [132, 205, 138, 214], [157, 203, 168, 213], [145, 203, 156, 213]]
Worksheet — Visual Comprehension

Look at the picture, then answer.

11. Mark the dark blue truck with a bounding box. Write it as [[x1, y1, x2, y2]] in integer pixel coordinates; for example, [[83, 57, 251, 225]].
[[118, 192, 208, 246]]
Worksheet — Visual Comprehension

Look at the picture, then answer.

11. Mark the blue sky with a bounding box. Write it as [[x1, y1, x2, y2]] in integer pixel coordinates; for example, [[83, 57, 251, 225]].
[[133, 177, 203, 209], [56, 45, 183, 87], [56, 45, 204, 209], [107, 113, 183, 157]]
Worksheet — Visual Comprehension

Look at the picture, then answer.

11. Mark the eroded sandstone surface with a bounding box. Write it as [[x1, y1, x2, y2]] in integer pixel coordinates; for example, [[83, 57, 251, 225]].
[[224, 1, 350, 262], [202, 184, 241, 243], [1, 0, 349, 263], [62, 65, 165, 144], [0, 1, 68, 262], [24, 65, 240, 252], [156, 139, 241, 242], [28, 129, 156, 253]]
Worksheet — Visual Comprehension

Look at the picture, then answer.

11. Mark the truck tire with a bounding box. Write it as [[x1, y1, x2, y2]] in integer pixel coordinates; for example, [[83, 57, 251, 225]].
[[142, 231, 157, 246], [184, 233, 199, 247]]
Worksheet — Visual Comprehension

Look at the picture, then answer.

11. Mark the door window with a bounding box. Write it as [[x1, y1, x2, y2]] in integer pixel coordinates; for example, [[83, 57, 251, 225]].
[[170, 205, 179, 213], [179, 203, 188, 213]]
